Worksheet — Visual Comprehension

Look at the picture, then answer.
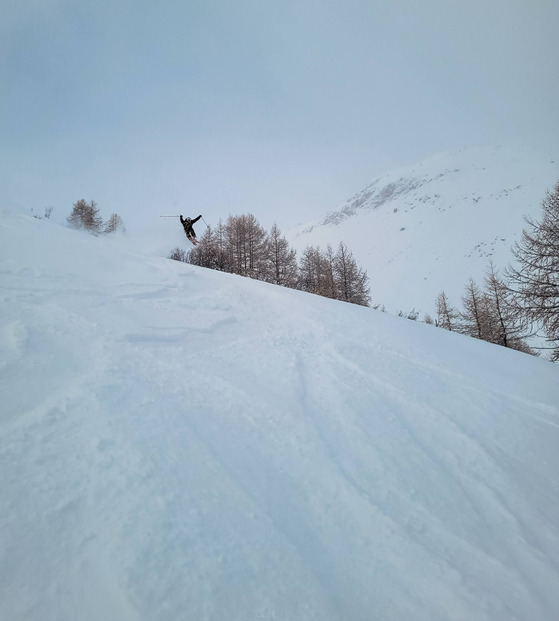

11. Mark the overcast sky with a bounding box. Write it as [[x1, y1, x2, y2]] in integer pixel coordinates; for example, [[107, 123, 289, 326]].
[[2, 0, 558, 232]]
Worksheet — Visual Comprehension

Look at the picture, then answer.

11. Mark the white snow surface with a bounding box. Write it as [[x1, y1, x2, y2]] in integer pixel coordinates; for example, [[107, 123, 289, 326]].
[[1, 205, 559, 621], [288, 146, 558, 315]]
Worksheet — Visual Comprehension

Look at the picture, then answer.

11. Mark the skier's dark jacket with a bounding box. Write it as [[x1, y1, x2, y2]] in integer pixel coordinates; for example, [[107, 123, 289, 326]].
[[180, 215, 202, 238]]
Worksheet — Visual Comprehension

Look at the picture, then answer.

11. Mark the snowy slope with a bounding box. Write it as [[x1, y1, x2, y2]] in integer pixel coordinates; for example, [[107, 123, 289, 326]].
[[1, 206, 559, 621], [288, 146, 558, 315]]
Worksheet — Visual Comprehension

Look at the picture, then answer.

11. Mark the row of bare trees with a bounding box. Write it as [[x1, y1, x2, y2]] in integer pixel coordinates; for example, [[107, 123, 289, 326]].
[[298, 242, 371, 305], [67, 199, 126, 234], [435, 181, 559, 359], [435, 263, 535, 354], [171, 214, 371, 307]]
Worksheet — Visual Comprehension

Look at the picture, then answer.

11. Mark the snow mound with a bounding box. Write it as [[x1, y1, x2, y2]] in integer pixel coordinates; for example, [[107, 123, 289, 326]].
[[1, 207, 559, 620]]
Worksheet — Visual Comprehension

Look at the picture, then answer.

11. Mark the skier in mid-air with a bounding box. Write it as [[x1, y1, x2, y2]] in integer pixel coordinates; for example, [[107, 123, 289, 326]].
[[180, 214, 202, 245]]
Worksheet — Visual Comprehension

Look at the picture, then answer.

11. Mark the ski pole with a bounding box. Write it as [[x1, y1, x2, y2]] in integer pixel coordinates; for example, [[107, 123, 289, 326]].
[[201, 216, 210, 228], [160, 215, 180, 218]]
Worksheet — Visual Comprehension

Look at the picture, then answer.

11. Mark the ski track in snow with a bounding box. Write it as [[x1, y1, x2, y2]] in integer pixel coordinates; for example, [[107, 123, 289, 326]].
[[1, 207, 559, 620]]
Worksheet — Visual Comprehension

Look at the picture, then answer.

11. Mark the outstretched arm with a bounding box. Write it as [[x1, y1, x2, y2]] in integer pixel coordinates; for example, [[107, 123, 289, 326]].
[[192, 215, 202, 224]]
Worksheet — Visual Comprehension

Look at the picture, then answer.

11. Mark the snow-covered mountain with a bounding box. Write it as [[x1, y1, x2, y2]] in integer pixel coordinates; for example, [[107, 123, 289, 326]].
[[1, 206, 559, 621], [288, 146, 558, 315]]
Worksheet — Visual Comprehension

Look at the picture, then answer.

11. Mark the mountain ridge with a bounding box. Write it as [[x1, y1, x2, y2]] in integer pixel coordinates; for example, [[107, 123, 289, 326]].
[[288, 146, 558, 315]]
